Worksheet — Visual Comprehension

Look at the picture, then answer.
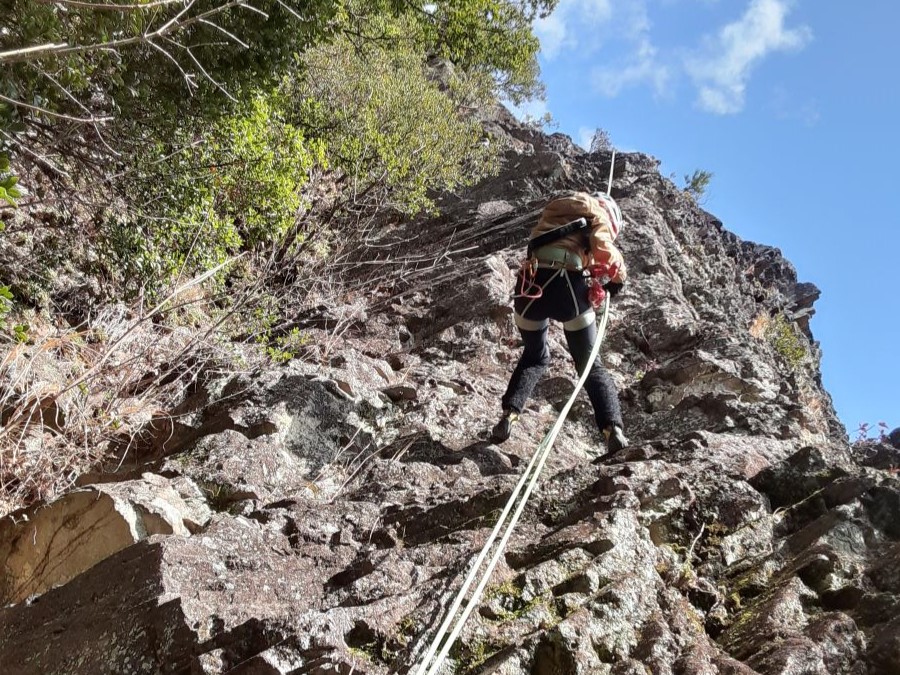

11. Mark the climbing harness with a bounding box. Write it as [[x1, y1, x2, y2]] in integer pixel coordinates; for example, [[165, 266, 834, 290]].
[[515, 219, 588, 302], [412, 295, 611, 675]]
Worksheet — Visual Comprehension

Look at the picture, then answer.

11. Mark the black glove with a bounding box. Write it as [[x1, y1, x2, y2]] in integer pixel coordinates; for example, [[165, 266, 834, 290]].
[[603, 281, 624, 297]]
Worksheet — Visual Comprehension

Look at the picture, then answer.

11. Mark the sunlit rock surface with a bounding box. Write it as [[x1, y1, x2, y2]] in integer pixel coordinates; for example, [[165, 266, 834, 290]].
[[1, 106, 896, 675]]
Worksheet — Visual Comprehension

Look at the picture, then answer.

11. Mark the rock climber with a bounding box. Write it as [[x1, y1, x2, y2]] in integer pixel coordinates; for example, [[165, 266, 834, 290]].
[[492, 190, 629, 455]]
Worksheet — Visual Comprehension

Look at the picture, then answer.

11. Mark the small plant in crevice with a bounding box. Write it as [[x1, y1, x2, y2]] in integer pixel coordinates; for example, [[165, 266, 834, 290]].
[[198, 479, 252, 514], [853, 421, 889, 445], [683, 169, 713, 200], [449, 636, 504, 674], [751, 313, 807, 371], [258, 326, 312, 365]]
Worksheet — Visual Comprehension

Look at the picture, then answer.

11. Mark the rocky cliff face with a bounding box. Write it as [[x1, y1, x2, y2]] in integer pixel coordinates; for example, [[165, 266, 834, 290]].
[[1, 108, 898, 675]]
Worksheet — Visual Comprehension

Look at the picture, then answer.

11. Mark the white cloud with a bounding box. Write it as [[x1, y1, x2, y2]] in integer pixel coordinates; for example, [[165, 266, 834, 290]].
[[507, 97, 550, 123], [578, 127, 595, 150], [591, 37, 670, 98], [539, 0, 667, 99], [685, 0, 812, 114], [535, 0, 614, 59], [534, 12, 570, 60]]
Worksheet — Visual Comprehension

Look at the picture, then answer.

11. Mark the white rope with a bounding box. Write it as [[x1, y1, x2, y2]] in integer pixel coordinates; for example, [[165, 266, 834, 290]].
[[606, 150, 616, 195], [414, 296, 612, 675]]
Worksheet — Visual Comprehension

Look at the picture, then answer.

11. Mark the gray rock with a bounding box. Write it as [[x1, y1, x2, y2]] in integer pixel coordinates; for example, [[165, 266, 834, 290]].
[[4, 101, 898, 675]]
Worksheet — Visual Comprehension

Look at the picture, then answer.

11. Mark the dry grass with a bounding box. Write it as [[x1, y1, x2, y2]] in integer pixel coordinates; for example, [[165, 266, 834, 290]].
[[0, 262, 251, 516], [0, 197, 453, 516]]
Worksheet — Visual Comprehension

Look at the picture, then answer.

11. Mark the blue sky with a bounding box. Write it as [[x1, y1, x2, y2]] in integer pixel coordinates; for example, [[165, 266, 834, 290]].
[[519, 0, 898, 436]]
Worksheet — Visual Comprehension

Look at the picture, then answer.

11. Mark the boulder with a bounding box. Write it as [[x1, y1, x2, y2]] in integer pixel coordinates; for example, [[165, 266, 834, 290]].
[[0, 473, 209, 605]]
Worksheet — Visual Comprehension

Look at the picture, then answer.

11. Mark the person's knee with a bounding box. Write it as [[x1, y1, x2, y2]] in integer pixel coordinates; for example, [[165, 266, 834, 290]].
[[521, 352, 550, 373], [537, 346, 551, 367], [520, 329, 550, 367]]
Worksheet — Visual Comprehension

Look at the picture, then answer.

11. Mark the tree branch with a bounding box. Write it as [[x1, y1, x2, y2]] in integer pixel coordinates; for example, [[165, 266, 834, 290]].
[[167, 39, 238, 102], [198, 18, 250, 49], [37, 69, 123, 156], [145, 39, 198, 94], [0, 93, 112, 124], [33, 0, 186, 10], [0, 0, 249, 64]]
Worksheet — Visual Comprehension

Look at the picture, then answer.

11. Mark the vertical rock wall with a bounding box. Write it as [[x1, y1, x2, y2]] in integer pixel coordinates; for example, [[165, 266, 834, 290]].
[[0, 108, 897, 675]]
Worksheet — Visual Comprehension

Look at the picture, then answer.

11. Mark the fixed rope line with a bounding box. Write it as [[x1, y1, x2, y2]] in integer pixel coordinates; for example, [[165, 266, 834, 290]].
[[606, 150, 616, 195], [414, 295, 612, 675]]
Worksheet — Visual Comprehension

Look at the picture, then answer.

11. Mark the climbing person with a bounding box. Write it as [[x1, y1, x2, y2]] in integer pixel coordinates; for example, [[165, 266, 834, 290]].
[[492, 190, 628, 455]]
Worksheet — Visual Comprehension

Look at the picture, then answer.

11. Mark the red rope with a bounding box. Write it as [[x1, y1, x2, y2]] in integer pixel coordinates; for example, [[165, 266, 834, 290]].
[[516, 257, 544, 299]]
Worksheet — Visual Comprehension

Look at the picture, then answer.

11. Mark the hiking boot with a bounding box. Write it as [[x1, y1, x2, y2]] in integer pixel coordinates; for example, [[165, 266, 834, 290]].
[[491, 410, 520, 443], [603, 425, 628, 455]]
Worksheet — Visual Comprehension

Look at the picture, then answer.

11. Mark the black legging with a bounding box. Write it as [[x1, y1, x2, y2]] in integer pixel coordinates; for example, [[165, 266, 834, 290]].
[[501, 267, 623, 431]]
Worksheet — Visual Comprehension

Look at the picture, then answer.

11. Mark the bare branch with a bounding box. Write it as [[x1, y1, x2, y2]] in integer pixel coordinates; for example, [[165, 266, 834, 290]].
[[154, 0, 197, 36], [273, 0, 303, 21], [145, 39, 197, 94], [235, 2, 268, 18], [0, 0, 249, 64], [198, 18, 250, 49], [0, 93, 112, 124], [109, 137, 204, 179], [168, 39, 238, 103], [38, 69, 123, 157], [0, 43, 68, 63], [33, 0, 187, 9]]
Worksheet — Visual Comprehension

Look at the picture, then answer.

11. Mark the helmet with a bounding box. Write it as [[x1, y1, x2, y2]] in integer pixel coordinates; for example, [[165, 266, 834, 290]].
[[592, 192, 622, 236]]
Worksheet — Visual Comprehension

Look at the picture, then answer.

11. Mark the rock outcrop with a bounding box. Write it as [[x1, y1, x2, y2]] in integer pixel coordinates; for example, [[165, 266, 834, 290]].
[[1, 107, 897, 675]]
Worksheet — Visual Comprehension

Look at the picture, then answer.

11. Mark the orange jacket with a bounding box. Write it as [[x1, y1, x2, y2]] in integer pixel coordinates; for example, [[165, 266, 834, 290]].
[[530, 192, 627, 283]]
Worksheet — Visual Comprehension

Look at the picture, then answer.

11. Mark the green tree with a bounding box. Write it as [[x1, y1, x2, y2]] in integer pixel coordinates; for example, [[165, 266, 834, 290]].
[[0, 0, 554, 134], [98, 91, 326, 293], [294, 36, 498, 214], [339, 0, 557, 103], [0, 0, 549, 297]]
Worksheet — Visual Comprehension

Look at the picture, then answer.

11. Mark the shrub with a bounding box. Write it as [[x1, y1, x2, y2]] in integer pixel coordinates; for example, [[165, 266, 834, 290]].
[[854, 421, 889, 444], [766, 314, 807, 370], [0, 152, 20, 332], [684, 169, 713, 199], [589, 128, 613, 153], [98, 93, 326, 296], [0, 153, 21, 231], [294, 36, 499, 216]]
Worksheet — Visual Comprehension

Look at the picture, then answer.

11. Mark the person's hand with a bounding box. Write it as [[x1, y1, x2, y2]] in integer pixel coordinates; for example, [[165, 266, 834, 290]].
[[604, 281, 624, 297]]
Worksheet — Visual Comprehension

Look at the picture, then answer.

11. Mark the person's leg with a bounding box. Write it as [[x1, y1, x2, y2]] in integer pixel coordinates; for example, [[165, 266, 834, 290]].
[[494, 323, 550, 441], [563, 317, 627, 451], [501, 323, 551, 415]]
